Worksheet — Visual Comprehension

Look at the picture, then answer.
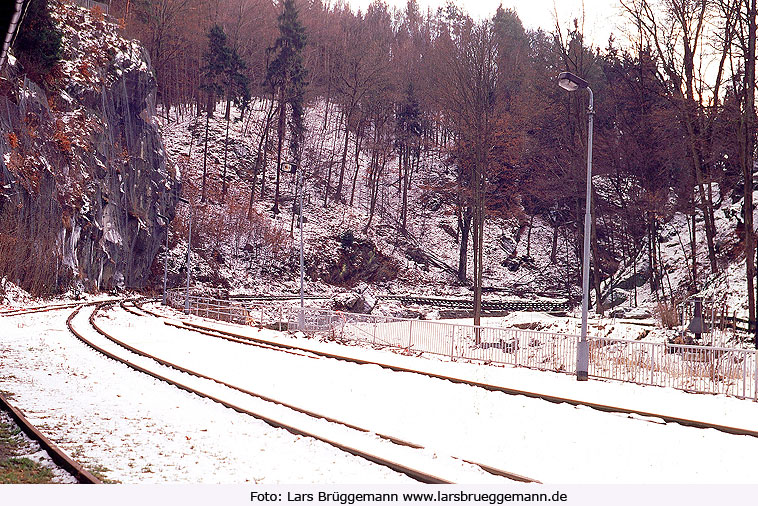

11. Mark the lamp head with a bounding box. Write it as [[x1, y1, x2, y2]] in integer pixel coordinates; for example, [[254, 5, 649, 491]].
[[558, 71, 589, 92]]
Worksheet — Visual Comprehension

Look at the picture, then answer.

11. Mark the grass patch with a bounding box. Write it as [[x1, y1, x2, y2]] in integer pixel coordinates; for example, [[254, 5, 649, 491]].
[[88, 464, 118, 484], [0, 457, 53, 484]]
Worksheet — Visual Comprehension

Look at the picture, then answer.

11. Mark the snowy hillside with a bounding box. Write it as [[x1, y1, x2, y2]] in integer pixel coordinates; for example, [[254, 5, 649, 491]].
[[156, 99, 582, 303]]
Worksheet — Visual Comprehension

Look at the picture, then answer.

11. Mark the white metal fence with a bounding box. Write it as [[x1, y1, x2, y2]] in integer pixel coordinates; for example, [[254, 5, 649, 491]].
[[165, 289, 758, 400], [70, 0, 111, 14]]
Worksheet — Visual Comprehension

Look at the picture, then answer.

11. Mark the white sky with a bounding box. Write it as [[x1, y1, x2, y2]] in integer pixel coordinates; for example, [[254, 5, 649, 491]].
[[348, 0, 626, 48]]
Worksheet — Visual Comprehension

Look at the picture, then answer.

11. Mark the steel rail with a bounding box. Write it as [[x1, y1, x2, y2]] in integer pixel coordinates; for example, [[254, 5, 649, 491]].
[[146, 305, 758, 440], [71, 303, 527, 484], [0, 299, 115, 317], [119, 299, 145, 317], [0, 389, 101, 484], [102, 302, 540, 483], [227, 293, 569, 312], [124, 304, 541, 483]]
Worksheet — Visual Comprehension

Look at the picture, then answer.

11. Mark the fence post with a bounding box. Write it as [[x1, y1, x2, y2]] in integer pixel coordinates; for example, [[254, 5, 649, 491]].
[[650, 345, 655, 386], [279, 305, 282, 332], [408, 320, 414, 350]]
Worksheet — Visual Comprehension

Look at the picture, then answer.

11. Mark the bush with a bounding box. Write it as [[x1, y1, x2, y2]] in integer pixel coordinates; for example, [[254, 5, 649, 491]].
[[339, 230, 354, 248], [655, 302, 679, 329]]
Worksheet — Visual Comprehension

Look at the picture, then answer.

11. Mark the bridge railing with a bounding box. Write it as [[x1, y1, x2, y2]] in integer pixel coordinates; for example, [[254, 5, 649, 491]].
[[164, 288, 758, 400]]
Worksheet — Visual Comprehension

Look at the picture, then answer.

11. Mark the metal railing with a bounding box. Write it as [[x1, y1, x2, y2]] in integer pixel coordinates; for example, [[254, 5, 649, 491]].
[[165, 288, 758, 400], [70, 0, 111, 15]]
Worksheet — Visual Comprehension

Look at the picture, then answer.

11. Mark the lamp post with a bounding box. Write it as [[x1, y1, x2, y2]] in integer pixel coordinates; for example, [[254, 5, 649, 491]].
[[557, 71, 594, 382], [185, 205, 193, 315], [169, 196, 192, 315], [157, 213, 170, 306], [286, 161, 305, 329]]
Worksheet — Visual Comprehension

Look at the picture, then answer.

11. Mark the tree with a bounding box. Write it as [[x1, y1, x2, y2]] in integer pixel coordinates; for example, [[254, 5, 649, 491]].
[[396, 82, 422, 231], [265, 0, 307, 215], [437, 18, 499, 334], [13, 0, 61, 84], [200, 24, 232, 202]]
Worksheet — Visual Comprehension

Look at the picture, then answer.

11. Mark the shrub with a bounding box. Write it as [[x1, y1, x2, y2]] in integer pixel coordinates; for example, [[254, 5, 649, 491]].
[[656, 302, 679, 329], [339, 230, 354, 248]]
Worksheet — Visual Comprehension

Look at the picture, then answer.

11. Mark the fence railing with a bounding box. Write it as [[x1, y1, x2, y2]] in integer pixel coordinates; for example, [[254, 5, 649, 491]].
[[70, 0, 111, 15], [165, 288, 758, 400]]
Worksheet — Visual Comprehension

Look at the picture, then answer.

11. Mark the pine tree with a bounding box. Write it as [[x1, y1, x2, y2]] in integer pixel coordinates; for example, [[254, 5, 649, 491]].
[[200, 24, 231, 202], [199, 24, 249, 201], [265, 0, 307, 215], [13, 0, 62, 84], [396, 82, 421, 231]]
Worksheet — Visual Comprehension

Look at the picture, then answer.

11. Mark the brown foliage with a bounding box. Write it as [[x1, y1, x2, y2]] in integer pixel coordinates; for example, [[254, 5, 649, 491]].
[[7, 133, 18, 150], [53, 120, 71, 153]]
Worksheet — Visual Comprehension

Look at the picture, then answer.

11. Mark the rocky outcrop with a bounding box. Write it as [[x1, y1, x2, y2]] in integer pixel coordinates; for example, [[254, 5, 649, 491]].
[[0, 3, 177, 293]]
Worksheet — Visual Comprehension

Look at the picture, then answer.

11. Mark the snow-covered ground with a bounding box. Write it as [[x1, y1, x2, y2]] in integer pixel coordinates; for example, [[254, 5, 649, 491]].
[[3, 302, 758, 484], [0, 308, 419, 483]]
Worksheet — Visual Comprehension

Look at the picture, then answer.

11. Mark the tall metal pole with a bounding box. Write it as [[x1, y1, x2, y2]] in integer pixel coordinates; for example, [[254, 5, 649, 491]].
[[577, 87, 594, 381], [298, 164, 305, 330], [184, 208, 192, 314], [162, 221, 169, 305]]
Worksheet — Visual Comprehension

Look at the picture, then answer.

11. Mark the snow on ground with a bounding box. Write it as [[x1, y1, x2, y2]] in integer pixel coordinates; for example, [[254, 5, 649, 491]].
[[85, 302, 758, 484], [2, 300, 758, 484], [0, 308, 419, 483], [0, 409, 77, 484]]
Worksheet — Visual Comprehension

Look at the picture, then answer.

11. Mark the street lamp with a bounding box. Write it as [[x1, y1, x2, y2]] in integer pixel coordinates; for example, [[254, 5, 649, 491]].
[[286, 161, 306, 330], [157, 213, 170, 306], [185, 204, 193, 315], [168, 196, 192, 314], [557, 71, 594, 382]]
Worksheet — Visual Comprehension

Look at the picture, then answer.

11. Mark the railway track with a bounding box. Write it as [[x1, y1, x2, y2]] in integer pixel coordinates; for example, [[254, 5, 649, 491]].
[[0, 391, 101, 484], [228, 294, 569, 312], [134, 299, 758, 441], [0, 300, 107, 317], [378, 295, 569, 313], [72, 301, 538, 484]]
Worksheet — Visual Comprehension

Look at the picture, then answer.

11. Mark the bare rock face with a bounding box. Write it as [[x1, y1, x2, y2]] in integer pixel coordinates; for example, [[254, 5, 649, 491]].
[[331, 283, 377, 314], [0, 4, 177, 293]]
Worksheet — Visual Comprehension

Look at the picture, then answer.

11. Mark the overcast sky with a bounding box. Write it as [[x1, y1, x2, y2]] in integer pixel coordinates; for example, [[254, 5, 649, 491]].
[[348, 0, 626, 48]]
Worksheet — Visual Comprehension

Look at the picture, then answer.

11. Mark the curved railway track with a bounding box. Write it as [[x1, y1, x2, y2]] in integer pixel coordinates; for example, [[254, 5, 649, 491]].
[[133, 299, 758, 441], [71, 301, 538, 484], [0, 390, 101, 484], [0, 299, 111, 317]]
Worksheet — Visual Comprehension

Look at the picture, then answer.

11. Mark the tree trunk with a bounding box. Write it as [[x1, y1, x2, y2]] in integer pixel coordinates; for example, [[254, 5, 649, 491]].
[[222, 97, 231, 198], [273, 87, 286, 215], [335, 112, 351, 203], [349, 125, 363, 207], [526, 214, 534, 258], [458, 206, 472, 283], [747, 0, 757, 337], [591, 208, 603, 315], [201, 99, 212, 203], [550, 222, 558, 264]]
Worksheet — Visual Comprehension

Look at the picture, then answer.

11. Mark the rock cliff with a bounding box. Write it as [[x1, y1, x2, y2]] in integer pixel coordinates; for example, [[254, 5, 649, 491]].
[[0, 2, 177, 294]]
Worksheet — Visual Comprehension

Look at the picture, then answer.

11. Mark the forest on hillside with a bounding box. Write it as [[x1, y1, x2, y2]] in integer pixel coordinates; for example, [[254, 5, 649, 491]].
[[8, 0, 758, 324]]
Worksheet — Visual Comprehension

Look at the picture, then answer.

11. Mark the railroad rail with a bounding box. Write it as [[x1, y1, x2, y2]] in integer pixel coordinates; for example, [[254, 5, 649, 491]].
[[0, 390, 101, 484], [378, 295, 570, 312], [73, 302, 538, 484], [227, 294, 569, 312], [136, 300, 758, 441], [0, 298, 118, 317]]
